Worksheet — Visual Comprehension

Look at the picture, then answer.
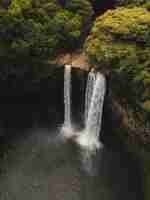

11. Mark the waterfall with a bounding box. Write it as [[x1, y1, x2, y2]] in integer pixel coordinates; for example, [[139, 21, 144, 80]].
[[84, 71, 96, 122], [86, 72, 106, 140], [61, 65, 74, 138], [76, 72, 106, 151], [64, 64, 71, 127]]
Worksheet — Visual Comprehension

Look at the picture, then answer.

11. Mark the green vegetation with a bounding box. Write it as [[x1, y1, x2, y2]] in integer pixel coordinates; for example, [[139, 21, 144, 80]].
[[116, 0, 149, 6], [85, 7, 150, 117], [143, 100, 150, 113], [0, 0, 93, 79], [85, 8, 150, 198], [0, 1, 150, 199], [84, 7, 150, 199]]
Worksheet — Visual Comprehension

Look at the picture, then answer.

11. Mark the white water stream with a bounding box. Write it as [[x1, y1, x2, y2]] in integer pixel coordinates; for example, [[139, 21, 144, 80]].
[[76, 72, 106, 151]]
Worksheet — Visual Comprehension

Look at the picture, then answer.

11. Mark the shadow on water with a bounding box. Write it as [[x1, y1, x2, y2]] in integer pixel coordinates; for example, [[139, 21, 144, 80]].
[[0, 68, 143, 200], [0, 102, 143, 200]]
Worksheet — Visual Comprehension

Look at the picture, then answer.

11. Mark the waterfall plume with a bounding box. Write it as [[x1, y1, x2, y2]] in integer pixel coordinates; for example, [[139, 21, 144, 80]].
[[76, 72, 106, 151], [61, 65, 74, 138], [84, 70, 96, 123], [64, 65, 71, 127]]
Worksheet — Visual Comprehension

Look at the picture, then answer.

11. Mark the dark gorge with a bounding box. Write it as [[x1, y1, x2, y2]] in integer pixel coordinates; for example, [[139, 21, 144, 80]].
[[0, 0, 149, 199], [0, 66, 143, 200]]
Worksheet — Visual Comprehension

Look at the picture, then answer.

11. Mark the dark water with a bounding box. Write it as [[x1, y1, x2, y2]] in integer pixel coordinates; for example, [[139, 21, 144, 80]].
[[0, 102, 143, 200]]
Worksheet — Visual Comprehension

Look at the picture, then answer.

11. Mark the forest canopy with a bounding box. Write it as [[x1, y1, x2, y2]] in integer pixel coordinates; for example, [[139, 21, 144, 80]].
[[0, 0, 93, 78], [85, 7, 150, 115]]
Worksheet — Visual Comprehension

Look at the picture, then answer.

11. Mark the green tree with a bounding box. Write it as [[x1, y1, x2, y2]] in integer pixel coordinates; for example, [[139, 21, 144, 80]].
[[0, 0, 93, 79], [85, 7, 150, 116]]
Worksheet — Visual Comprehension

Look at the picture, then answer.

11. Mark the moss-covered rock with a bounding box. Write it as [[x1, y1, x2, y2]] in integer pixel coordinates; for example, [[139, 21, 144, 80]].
[[85, 7, 150, 118], [85, 6, 150, 199]]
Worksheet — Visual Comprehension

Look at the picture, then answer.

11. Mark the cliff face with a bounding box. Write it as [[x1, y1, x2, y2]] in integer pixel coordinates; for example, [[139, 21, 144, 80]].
[[84, 6, 150, 199], [84, 7, 150, 139], [0, 0, 150, 198]]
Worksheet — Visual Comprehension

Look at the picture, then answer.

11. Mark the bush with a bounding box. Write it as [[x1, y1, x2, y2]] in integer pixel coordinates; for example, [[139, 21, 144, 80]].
[[115, 0, 150, 6], [0, 0, 93, 79], [143, 101, 150, 113], [143, 2, 150, 11], [65, 0, 93, 18], [85, 7, 150, 116]]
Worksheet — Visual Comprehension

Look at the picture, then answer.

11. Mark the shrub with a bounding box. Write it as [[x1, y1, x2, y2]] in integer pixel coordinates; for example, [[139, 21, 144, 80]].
[[115, 0, 150, 6], [85, 7, 150, 116], [0, 0, 93, 79]]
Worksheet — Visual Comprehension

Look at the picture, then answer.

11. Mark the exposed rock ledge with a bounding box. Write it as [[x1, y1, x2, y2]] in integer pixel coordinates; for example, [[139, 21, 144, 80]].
[[49, 50, 90, 70], [107, 95, 150, 148]]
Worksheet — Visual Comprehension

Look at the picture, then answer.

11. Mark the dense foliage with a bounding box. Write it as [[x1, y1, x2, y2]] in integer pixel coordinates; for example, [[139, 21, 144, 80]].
[[0, 1, 150, 199], [85, 7, 150, 116], [115, 0, 150, 6], [0, 0, 93, 79]]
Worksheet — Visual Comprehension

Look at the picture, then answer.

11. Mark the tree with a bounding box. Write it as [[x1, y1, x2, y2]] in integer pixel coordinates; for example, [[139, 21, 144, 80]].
[[0, 0, 93, 79], [85, 7, 150, 115]]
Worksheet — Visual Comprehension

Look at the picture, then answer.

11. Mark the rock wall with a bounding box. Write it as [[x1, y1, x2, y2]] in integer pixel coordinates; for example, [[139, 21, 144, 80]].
[[84, 6, 150, 199]]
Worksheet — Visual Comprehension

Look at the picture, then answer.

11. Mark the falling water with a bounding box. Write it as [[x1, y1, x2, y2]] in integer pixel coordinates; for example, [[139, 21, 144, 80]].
[[61, 65, 75, 138], [84, 70, 96, 122], [76, 73, 106, 151], [64, 65, 71, 127], [86, 73, 106, 140]]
